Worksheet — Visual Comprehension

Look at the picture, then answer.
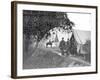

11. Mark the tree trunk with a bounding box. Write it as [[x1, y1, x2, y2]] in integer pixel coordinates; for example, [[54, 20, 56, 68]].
[[31, 41, 39, 57]]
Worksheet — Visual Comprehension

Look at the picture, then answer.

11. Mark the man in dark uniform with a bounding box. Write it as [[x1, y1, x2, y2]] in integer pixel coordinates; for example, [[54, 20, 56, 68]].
[[59, 37, 66, 56], [65, 39, 70, 56]]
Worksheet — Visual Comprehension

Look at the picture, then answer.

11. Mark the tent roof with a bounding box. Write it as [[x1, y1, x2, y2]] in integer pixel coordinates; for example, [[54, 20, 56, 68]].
[[73, 29, 91, 44]]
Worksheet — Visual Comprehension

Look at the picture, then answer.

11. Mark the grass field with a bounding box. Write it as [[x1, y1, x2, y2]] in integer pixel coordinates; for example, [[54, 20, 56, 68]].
[[23, 46, 90, 69]]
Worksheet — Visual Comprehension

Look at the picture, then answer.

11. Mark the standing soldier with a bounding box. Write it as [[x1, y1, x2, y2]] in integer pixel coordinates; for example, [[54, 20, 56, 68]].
[[65, 39, 70, 56], [59, 37, 66, 56]]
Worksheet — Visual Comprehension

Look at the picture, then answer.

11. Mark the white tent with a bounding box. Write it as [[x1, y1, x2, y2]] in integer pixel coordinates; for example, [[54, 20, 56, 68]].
[[72, 29, 91, 54], [73, 29, 91, 44]]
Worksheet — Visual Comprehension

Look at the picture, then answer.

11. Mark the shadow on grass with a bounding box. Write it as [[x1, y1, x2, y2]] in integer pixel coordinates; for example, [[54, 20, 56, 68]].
[[23, 47, 65, 69]]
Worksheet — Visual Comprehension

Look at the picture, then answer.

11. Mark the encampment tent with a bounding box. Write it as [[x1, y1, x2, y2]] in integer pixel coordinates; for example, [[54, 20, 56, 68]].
[[71, 29, 91, 54]]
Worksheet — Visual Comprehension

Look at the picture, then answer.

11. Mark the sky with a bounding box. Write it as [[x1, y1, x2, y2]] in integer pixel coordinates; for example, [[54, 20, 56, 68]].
[[67, 13, 91, 31]]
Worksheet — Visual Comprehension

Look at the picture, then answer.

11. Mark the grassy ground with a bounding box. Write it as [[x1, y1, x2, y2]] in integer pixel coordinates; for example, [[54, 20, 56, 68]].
[[23, 47, 90, 69], [23, 47, 64, 69]]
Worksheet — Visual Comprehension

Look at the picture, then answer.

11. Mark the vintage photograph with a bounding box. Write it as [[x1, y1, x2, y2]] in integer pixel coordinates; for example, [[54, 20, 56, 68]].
[[23, 10, 91, 69], [11, 1, 97, 78]]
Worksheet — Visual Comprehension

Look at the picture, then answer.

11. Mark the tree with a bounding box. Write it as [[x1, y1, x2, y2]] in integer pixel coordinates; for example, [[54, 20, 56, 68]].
[[23, 10, 74, 54]]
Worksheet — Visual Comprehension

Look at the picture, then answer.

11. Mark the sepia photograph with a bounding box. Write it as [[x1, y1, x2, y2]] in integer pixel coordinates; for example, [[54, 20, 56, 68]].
[[11, 1, 97, 78]]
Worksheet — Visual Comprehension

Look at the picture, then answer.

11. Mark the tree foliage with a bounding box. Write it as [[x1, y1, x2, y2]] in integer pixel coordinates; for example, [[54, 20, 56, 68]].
[[23, 10, 74, 42]]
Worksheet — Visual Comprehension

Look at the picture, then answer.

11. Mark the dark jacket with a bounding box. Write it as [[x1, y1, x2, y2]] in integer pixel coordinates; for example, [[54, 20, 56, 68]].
[[59, 40, 66, 50]]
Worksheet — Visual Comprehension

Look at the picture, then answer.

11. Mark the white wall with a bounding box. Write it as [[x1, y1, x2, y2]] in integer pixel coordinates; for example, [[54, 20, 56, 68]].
[[0, 0, 99, 80]]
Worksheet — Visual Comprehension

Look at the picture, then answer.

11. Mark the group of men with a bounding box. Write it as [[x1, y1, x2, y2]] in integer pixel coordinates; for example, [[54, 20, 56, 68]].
[[59, 37, 70, 56]]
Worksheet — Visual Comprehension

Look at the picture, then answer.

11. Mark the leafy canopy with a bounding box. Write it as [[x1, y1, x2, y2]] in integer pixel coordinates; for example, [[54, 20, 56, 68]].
[[23, 10, 74, 42]]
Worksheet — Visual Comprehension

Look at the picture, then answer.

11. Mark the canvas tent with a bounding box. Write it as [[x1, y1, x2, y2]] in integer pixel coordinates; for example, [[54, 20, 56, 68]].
[[71, 29, 91, 54], [73, 29, 91, 44]]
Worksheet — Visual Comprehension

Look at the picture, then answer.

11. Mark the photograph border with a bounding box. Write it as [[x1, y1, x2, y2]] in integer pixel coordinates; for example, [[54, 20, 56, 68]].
[[11, 1, 98, 79]]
